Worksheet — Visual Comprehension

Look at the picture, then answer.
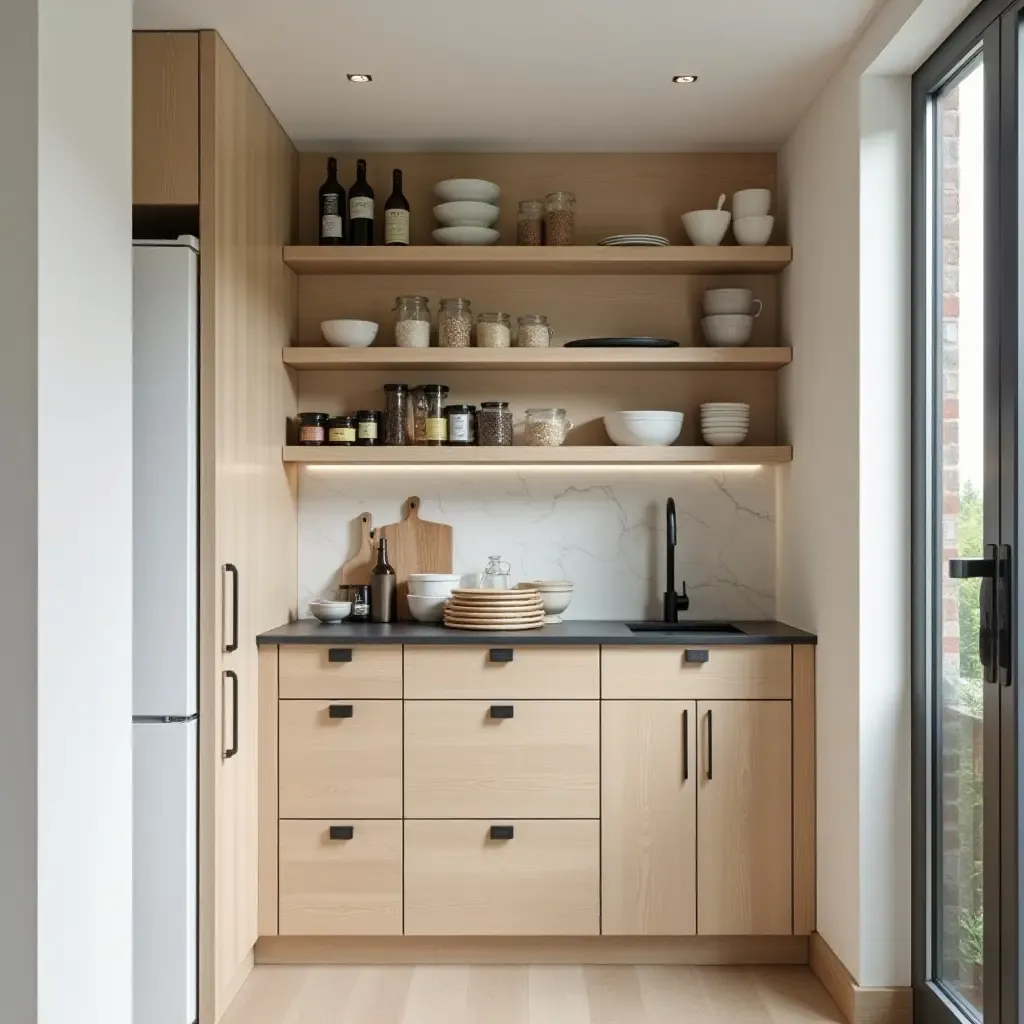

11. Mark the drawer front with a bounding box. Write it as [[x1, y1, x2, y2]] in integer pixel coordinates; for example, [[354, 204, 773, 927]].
[[279, 700, 402, 818], [405, 700, 600, 818], [279, 645, 402, 699], [279, 820, 402, 936], [405, 820, 600, 936], [404, 645, 598, 699], [602, 645, 792, 700]]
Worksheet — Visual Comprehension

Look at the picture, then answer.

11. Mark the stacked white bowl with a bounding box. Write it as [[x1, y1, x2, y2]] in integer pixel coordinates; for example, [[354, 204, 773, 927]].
[[701, 402, 750, 446], [517, 581, 574, 623], [432, 179, 501, 245], [604, 411, 683, 447], [732, 189, 774, 246], [701, 288, 762, 347], [407, 573, 461, 622]]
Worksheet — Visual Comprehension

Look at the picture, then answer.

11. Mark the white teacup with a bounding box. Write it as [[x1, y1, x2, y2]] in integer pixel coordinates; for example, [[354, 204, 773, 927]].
[[732, 188, 772, 219], [703, 288, 763, 318], [734, 215, 774, 246], [702, 314, 754, 347]]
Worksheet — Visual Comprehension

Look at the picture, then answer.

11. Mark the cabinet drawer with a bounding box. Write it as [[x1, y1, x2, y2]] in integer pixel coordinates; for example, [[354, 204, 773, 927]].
[[279, 645, 402, 699], [602, 645, 792, 700], [279, 700, 402, 818], [405, 820, 599, 936], [279, 820, 402, 936], [404, 645, 598, 699], [405, 700, 599, 818]]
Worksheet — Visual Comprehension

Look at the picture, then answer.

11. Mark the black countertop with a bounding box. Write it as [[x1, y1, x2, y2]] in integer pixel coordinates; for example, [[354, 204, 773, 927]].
[[257, 619, 816, 646]]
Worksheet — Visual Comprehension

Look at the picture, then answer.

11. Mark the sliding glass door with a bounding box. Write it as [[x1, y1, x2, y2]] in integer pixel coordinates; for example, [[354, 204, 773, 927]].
[[913, 2, 1023, 1022]]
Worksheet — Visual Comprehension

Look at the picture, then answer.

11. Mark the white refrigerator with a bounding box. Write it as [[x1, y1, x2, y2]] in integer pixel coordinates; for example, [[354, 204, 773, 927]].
[[133, 237, 199, 1024]]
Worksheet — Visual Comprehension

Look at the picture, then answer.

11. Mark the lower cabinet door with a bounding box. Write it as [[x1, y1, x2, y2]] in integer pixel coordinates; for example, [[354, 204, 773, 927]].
[[405, 819, 600, 936], [278, 820, 402, 936]]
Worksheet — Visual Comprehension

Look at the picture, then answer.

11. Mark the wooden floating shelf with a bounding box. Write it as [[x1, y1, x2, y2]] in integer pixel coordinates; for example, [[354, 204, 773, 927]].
[[282, 346, 793, 372], [283, 446, 792, 467], [282, 245, 793, 276]]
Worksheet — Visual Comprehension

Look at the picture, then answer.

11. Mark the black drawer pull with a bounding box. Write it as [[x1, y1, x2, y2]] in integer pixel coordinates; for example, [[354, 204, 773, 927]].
[[489, 825, 514, 840], [329, 825, 354, 840], [489, 648, 514, 663], [490, 705, 514, 719], [328, 648, 353, 663], [328, 704, 354, 719], [684, 649, 710, 664], [682, 709, 689, 781]]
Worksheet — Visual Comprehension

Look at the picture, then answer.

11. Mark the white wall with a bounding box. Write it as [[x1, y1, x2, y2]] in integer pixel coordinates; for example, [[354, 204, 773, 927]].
[[0, 1, 134, 1022]]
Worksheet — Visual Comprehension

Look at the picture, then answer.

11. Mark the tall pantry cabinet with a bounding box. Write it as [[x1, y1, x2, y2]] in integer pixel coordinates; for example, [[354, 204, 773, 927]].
[[133, 30, 299, 1023]]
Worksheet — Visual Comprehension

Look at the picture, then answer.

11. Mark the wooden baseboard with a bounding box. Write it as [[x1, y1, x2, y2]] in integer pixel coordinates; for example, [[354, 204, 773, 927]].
[[256, 935, 809, 966], [809, 933, 912, 1024]]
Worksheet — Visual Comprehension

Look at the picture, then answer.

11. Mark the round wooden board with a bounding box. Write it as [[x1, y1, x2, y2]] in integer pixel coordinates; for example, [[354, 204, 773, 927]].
[[452, 588, 540, 597], [446, 602, 543, 613], [443, 619, 546, 631], [445, 617, 546, 626], [447, 596, 542, 606]]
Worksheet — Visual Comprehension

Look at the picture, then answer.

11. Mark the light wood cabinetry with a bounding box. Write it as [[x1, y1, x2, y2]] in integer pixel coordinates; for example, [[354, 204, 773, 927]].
[[279, 645, 403, 699]]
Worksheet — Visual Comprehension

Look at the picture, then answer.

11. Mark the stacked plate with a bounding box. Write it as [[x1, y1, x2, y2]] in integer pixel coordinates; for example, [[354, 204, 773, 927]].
[[433, 179, 501, 246], [517, 581, 574, 623], [444, 588, 545, 631], [598, 234, 670, 247], [701, 402, 750, 446]]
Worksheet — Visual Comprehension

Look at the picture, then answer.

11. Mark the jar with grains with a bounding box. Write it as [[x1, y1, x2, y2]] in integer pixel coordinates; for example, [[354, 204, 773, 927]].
[[525, 407, 573, 447], [544, 191, 576, 246], [393, 295, 431, 348], [410, 386, 428, 444], [477, 401, 513, 446], [516, 313, 552, 348], [383, 383, 409, 446], [438, 298, 473, 348], [420, 384, 450, 445], [517, 200, 544, 246], [476, 312, 512, 349]]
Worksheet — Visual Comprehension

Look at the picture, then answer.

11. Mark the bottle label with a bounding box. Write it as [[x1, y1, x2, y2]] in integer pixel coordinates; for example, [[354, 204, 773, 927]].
[[449, 415, 471, 442], [385, 209, 410, 244], [329, 425, 355, 443], [299, 424, 324, 443], [350, 196, 374, 221], [321, 194, 343, 239], [358, 420, 378, 440], [426, 417, 448, 442]]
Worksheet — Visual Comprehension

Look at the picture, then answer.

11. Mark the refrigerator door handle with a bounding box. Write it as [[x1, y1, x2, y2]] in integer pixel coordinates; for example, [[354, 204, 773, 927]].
[[224, 671, 239, 759], [224, 564, 239, 653]]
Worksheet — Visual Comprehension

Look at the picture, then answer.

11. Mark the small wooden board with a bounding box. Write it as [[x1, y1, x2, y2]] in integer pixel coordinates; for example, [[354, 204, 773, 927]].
[[443, 619, 546, 632], [378, 497, 454, 620], [339, 513, 374, 586]]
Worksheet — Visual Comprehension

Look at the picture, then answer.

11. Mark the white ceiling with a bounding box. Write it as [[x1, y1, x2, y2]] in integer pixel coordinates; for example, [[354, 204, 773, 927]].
[[133, 0, 884, 151]]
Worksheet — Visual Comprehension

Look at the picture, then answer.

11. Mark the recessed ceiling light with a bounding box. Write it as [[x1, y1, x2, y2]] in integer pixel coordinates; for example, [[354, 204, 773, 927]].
[[672, 75, 698, 84], [347, 74, 372, 83]]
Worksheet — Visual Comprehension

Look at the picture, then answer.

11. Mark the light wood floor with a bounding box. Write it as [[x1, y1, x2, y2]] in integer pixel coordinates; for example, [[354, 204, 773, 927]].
[[221, 964, 845, 1023]]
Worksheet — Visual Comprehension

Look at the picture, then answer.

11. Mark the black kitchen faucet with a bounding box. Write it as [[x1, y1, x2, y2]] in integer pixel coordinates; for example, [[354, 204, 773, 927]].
[[663, 497, 690, 622]]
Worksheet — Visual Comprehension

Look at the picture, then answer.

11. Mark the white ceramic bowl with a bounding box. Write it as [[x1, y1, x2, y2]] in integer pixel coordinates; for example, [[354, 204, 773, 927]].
[[518, 580, 574, 592], [703, 430, 749, 446], [702, 314, 754, 347], [434, 178, 501, 204], [604, 411, 684, 447], [681, 209, 732, 246], [535, 589, 574, 624], [407, 594, 447, 623], [320, 319, 379, 347], [703, 288, 762, 317], [701, 402, 751, 412], [732, 188, 772, 219], [733, 215, 775, 245], [432, 226, 500, 246], [308, 599, 352, 623], [701, 413, 750, 423], [407, 573, 461, 599], [433, 201, 500, 227]]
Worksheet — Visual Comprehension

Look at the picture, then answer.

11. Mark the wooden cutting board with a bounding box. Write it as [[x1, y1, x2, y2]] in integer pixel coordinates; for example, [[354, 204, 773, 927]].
[[378, 497, 453, 620], [339, 513, 374, 586]]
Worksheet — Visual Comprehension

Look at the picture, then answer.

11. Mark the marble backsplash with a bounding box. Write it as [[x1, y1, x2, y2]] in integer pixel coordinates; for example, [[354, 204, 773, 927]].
[[298, 469, 777, 622]]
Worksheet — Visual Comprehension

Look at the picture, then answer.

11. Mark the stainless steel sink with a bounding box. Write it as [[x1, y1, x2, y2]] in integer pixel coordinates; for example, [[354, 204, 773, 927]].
[[626, 621, 745, 635]]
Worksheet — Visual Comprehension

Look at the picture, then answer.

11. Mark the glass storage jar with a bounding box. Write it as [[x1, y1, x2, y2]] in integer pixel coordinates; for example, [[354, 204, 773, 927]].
[[421, 385, 450, 445], [477, 401, 513, 446], [516, 314, 553, 348], [517, 199, 544, 246], [327, 415, 356, 445], [355, 410, 381, 446], [438, 298, 473, 348], [383, 383, 409, 445], [298, 411, 329, 446], [544, 191, 576, 246], [476, 312, 512, 349], [525, 407, 573, 446], [393, 295, 431, 348], [445, 404, 476, 445], [409, 386, 427, 444]]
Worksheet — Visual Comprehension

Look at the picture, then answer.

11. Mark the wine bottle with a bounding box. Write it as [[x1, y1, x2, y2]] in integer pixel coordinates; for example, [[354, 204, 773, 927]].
[[384, 169, 410, 246], [318, 156, 345, 246], [349, 158, 375, 245], [369, 538, 397, 622]]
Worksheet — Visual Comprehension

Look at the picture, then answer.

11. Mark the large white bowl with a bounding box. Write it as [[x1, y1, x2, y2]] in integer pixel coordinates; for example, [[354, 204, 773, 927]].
[[733, 215, 775, 245], [732, 188, 772, 219], [434, 201, 500, 227], [321, 319, 379, 347], [434, 178, 501, 204], [308, 599, 352, 623], [604, 411, 684, 447], [408, 573, 460, 599], [407, 594, 447, 623], [518, 580, 574, 592], [703, 288, 761, 317], [433, 226, 500, 246], [681, 209, 731, 246], [702, 314, 753, 347]]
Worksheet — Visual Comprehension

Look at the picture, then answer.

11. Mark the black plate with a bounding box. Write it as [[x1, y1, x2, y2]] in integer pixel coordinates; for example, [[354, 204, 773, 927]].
[[564, 337, 680, 348]]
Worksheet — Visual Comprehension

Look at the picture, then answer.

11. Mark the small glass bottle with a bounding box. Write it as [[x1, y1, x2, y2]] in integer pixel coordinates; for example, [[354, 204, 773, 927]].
[[438, 298, 473, 348], [517, 200, 544, 245], [421, 385, 450, 445], [383, 383, 409, 446], [370, 538, 397, 623], [544, 191, 576, 246], [394, 295, 431, 348], [409, 386, 428, 444], [355, 410, 381, 446]]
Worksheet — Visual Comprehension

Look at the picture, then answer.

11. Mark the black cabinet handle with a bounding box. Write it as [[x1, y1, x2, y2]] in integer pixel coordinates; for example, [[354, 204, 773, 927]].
[[489, 705, 514, 719], [684, 649, 709, 664], [489, 825, 514, 840], [224, 671, 239, 759], [706, 709, 713, 781], [328, 704, 354, 719], [224, 564, 239, 653], [328, 648, 353, 664], [682, 709, 689, 781], [489, 648, 514, 663], [329, 825, 354, 840]]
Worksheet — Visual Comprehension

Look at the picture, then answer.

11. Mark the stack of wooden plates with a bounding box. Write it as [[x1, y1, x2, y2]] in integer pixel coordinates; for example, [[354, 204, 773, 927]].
[[444, 588, 545, 631]]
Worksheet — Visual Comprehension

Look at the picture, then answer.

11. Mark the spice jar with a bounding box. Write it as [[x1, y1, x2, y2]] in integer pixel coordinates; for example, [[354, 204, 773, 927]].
[[383, 383, 409, 446], [525, 407, 573, 446], [327, 415, 356, 445], [409, 386, 428, 444], [298, 411, 329, 446], [438, 298, 473, 348], [355, 410, 381, 446], [517, 199, 544, 246], [477, 401, 513, 446], [394, 295, 432, 348], [445, 404, 476, 445], [421, 385, 450, 445], [476, 312, 512, 349], [516, 314, 553, 348], [544, 191, 576, 246]]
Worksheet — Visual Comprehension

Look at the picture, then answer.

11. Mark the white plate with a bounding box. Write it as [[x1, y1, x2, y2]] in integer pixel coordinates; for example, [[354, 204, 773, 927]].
[[432, 226, 500, 246], [433, 201, 500, 227], [434, 179, 501, 204], [599, 236, 670, 246]]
